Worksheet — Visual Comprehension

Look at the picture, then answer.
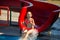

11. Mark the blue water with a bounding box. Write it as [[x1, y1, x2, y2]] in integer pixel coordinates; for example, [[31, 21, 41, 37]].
[[0, 35, 20, 40]]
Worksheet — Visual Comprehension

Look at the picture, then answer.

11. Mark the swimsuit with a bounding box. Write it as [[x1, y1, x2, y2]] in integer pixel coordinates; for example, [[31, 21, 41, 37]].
[[25, 19, 32, 28]]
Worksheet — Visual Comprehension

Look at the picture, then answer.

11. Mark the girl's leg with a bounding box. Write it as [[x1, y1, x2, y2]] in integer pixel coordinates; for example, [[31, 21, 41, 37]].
[[25, 29, 34, 38]]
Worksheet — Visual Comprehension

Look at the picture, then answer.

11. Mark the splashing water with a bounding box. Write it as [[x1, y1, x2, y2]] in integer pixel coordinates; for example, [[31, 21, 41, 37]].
[[18, 29, 38, 40]]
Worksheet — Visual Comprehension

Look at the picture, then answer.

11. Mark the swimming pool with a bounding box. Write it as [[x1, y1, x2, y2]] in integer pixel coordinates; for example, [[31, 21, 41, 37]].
[[0, 35, 20, 40], [0, 34, 60, 40]]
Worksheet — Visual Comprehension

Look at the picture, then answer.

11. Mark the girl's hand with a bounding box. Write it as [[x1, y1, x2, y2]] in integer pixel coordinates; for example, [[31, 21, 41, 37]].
[[32, 26, 34, 29], [24, 29, 28, 33]]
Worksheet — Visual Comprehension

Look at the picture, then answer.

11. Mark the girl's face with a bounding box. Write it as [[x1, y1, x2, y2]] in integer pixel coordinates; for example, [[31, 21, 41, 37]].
[[27, 12, 32, 18]]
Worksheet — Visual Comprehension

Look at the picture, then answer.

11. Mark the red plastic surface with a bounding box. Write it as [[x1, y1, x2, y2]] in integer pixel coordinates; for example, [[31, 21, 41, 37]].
[[19, 0, 60, 32]]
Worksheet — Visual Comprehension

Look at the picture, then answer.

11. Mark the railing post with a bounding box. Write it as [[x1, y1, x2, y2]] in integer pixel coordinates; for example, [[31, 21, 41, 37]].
[[10, 8, 12, 26]]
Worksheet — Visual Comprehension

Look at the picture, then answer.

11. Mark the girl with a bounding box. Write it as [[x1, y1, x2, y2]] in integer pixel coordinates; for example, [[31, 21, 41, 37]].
[[22, 11, 38, 40]]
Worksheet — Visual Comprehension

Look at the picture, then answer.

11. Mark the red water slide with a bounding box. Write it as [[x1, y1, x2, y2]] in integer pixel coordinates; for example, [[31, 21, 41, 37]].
[[0, 0, 59, 32], [18, 0, 60, 32]]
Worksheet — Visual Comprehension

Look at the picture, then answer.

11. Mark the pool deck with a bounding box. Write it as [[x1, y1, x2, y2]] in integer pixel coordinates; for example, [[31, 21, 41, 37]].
[[0, 26, 20, 36]]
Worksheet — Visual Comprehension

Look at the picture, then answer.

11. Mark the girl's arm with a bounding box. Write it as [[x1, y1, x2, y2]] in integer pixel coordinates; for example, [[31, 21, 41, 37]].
[[22, 20, 27, 32], [32, 18, 35, 29]]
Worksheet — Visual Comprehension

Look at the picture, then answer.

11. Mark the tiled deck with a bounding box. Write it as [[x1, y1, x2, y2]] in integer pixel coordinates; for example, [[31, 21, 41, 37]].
[[0, 26, 20, 36]]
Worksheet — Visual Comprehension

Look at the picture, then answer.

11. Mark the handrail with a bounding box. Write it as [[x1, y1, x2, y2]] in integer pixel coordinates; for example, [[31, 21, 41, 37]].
[[0, 6, 9, 9], [53, 9, 60, 12], [20, 0, 33, 8]]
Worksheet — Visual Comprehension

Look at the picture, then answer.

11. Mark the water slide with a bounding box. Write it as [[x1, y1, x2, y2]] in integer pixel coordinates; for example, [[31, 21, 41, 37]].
[[18, 0, 60, 32], [0, 0, 60, 32]]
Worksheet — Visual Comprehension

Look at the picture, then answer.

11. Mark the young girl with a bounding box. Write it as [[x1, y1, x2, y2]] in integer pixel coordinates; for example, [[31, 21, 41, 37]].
[[22, 11, 38, 40]]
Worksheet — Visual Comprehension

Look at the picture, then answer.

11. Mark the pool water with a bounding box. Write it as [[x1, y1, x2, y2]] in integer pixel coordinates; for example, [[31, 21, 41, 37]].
[[0, 35, 20, 40], [0, 35, 51, 40]]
